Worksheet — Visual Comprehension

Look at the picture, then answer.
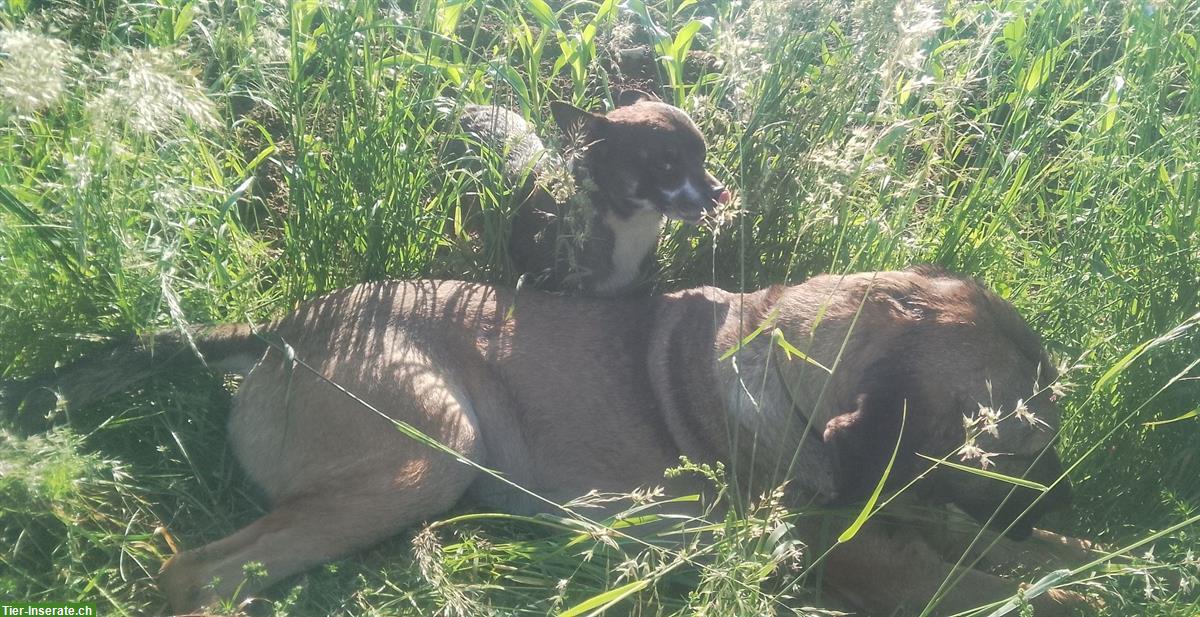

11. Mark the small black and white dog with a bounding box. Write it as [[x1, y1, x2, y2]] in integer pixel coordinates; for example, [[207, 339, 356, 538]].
[[459, 91, 729, 296]]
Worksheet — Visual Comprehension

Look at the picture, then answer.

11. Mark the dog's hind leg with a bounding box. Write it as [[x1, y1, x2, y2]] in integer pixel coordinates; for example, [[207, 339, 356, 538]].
[[159, 453, 478, 613], [159, 359, 487, 614]]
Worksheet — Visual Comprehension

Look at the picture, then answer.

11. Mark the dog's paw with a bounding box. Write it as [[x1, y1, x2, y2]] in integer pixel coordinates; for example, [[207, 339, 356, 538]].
[[159, 552, 217, 616], [1034, 587, 1105, 616], [1029, 528, 1107, 563]]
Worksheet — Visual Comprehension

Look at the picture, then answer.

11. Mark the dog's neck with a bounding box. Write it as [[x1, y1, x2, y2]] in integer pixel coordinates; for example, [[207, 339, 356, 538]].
[[719, 289, 841, 501], [648, 287, 841, 503], [567, 157, 666, 295]]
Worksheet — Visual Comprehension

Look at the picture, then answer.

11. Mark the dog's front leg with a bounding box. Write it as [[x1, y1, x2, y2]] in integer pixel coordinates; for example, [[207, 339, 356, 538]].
[[821, 526, 1097, 616], [919, 518, 1104, 574]]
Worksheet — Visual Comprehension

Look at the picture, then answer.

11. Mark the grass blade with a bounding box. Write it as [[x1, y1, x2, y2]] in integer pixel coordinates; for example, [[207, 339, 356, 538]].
[[1142, 408, 1199, 428], [915, 454, 1050, 492], [838, 403, 906, 543], [559, 579, 651, 617]]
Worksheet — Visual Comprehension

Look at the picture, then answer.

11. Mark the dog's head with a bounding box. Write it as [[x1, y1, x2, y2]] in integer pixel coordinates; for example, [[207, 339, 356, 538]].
[[550, 90, 730, 223], [810, 267, 1070, 539]]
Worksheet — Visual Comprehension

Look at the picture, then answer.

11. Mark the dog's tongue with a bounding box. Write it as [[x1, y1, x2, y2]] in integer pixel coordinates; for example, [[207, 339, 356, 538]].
[[716, 189, 731, 205]]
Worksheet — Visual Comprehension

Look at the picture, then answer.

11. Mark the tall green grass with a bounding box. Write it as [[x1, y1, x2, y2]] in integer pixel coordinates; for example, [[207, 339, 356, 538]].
[[1, 0, 1197, 614]]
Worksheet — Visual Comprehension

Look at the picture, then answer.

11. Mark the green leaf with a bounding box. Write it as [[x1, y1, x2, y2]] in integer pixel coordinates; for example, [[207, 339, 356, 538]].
[[1158, 163, 1177, 197], [671, 19, 705, 58], [718, 310, 779, 361], [559, 579, 651, 617], [1093, 338, 1152, 393], [931, 38, 973, 58], [490, 64, 531, 111], [874, 121, 911, 153], [594, 0, 619, 23], [437, 0, 468, 37], [1022, 48, 1054, 93], [1002, 14, 1026, 61], [524, 0, 557, 30], [1143, 408, 1199, 428], [772, 328, 832, 373], [983, 569, 1071, 617], [218, 176, 256, 219], [243, 143, 277, 173], [1100, 79, 1120, 133], [673, 0, 698, 16], [1089, 312, 1200, 395], [431, 512, 582, 533], [173, 2, 196, 41]]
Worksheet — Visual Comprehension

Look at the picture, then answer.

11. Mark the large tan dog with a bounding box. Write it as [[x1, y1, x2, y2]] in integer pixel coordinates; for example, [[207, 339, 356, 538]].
[[29, 266, 1096, 615]]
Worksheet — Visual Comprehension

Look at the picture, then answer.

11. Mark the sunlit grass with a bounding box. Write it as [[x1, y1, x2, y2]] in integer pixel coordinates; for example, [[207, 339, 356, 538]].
[[1, 0, 1197, 614]]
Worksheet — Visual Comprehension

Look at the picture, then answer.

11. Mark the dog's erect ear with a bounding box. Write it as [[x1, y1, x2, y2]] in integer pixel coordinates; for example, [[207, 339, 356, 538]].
[[822, 397, 866, 445], [615, 89, 657, 107], [823, 395, 878, 502], [550, 101, 608, 139]]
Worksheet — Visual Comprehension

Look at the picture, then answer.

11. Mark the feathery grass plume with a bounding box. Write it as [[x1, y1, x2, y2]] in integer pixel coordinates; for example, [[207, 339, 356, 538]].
[[0, 429, 96, 503], [0, 30, 72, 115], [86, 48, 218, 137], [251, 25, 291, 71], [0, 428, 165, 609], [714, 0, 828, 117], [247, 0, 292, 75], [61, 149, 95, 193], [885, 0, 942, 76], [412, 525, 487, 617]]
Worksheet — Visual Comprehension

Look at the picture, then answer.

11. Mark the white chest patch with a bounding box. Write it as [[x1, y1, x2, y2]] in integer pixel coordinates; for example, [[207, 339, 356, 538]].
[[594, 209, 665, 294]]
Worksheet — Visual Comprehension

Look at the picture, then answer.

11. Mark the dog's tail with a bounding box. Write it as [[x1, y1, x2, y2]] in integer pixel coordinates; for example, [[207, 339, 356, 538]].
[[2, 323, 269, 427]]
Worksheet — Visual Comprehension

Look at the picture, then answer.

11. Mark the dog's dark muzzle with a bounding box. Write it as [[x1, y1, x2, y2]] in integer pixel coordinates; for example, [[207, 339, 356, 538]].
[[956, 453, 1072, 540]]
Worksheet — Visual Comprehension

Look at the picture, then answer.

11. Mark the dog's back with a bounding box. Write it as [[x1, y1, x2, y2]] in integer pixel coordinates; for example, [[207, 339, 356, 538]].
[[458, 105, 551, 184], [457, 104, 574, 290]]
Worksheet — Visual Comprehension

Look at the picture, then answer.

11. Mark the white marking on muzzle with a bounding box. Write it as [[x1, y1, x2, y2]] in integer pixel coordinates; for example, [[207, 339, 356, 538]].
[[663, 177, 706, 204]]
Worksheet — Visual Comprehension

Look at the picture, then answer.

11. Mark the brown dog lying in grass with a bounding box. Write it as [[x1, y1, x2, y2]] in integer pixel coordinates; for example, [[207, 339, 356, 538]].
[[23, 266, 1102, 615]]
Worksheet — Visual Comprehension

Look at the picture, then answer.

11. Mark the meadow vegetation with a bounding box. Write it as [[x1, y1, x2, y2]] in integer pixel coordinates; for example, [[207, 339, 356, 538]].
[[0, 0, 1197, 614]]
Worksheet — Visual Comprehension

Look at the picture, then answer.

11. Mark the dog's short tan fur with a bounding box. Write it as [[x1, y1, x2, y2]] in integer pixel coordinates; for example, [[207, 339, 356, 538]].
[[36, 268, 1096, 615]]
